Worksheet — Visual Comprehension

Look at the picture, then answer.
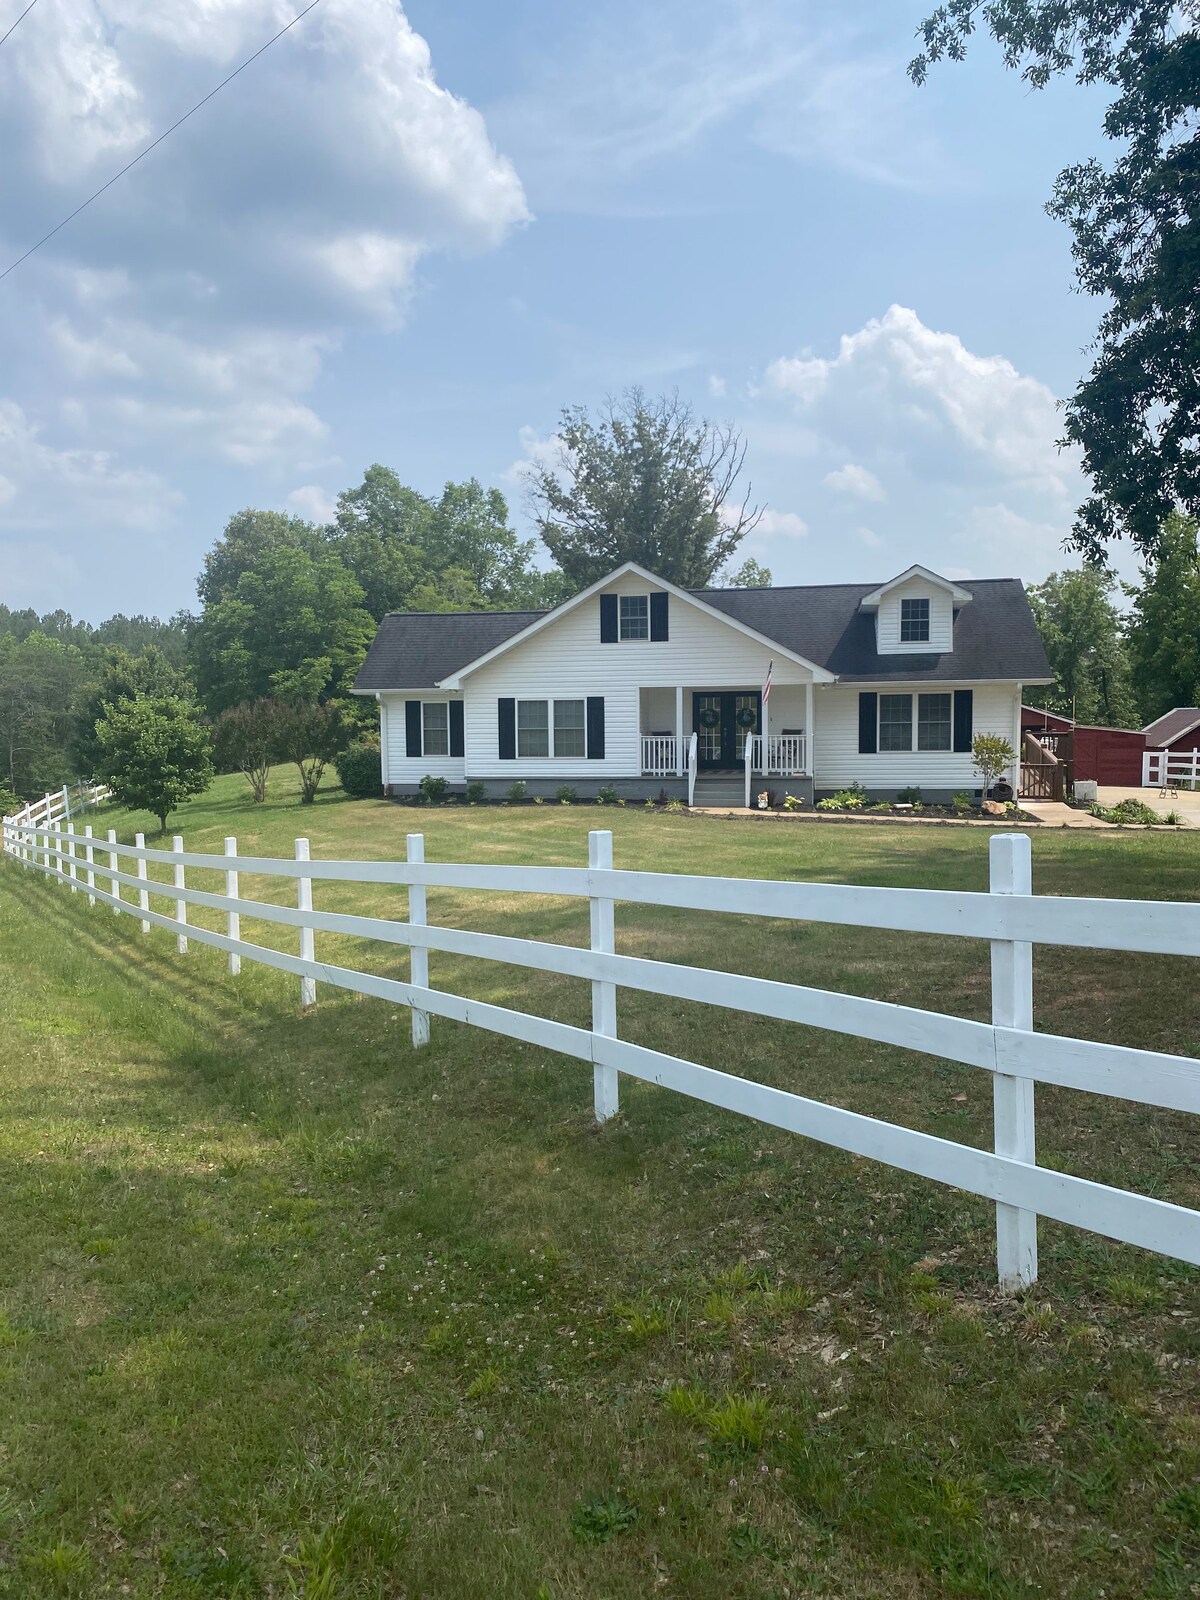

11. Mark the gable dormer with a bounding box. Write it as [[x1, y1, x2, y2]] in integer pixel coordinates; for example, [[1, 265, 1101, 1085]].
[[859, 565, 971, 656]]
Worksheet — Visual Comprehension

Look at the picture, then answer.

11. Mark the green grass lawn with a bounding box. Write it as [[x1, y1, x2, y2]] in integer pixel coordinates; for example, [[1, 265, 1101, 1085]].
[[1, 770, 1198, 1599]]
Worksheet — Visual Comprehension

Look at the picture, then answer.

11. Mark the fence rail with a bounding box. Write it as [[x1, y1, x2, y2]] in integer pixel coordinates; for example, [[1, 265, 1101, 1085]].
[[1145, 748, 1200, 789], [4, 797, 1200, 1290]]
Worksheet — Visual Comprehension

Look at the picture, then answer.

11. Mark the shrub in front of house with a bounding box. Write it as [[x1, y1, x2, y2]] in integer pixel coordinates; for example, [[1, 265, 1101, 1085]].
[[466, 781, 487, 804], [335, 743, 382, 799], [506, 780, 527, 802], [419, 774, 449, 804], [555, 784, 577, 805]]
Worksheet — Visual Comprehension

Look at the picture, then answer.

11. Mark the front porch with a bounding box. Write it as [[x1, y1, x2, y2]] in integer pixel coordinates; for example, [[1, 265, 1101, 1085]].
[[638, 683, 814, 789]]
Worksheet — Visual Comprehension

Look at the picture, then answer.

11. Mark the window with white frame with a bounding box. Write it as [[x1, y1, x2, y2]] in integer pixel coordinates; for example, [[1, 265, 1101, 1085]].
[[917, 693, 952, 751], [516, 698, 587, 758], [517, 699, 550, 758], [878, 694, 912, 752], [553, 698, 586, 758], [423, 702, 449, 756], [619, 594, 649, 640], [900, 596, 930, 642]]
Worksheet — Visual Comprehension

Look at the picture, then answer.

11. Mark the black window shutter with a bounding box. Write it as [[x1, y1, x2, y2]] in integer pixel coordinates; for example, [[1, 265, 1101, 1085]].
[[498, 697, 516, 760], [405, 700, 422, 758], [599, 594, 619, 643], [586, 697, 605, 760], [953, 689, 974, 753], [650, 592, 669, 641], [449, 700, 464, 758], [858, 692, 878, 754]]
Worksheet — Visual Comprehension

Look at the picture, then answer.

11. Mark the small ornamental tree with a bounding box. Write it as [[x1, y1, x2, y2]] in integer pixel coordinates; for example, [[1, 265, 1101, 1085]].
[[272, 700, 343, 804], [213, 699, 281, 803], [96, 696, 214, 833], [972, 733, 1016, 799]]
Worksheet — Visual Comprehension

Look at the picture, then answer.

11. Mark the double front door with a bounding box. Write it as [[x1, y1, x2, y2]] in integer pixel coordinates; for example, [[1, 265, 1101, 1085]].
[[693, 692, 761, 769]]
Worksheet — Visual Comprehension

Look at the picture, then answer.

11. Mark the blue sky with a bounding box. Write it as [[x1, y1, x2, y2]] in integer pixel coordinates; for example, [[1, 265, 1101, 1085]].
[[0, 0, 1125, 620]]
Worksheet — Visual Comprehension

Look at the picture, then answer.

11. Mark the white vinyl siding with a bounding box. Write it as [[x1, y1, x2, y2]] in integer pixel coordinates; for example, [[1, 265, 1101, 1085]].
[[379, 693, 465, 788], [462, 573, 818, 778], [875, 577, 955, 655], [813, 681, 1021, 792]]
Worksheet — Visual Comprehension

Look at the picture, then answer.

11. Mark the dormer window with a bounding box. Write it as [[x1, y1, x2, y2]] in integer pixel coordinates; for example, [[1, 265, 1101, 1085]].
[[619, 594, 649, 640], [900, 597, 930, 643]]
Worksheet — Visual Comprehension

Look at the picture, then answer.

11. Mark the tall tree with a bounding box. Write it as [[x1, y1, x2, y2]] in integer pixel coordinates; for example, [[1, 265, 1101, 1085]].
[[1124, 511, 1200, 722], [1024, 568, 1139, 726], [910, 2, 1200, 563], [192, 544, 374, 716], [722, 558, 774, 588], [326, 465, 433, 620], [424, 479, 561, 608], [198, 509, 322, 609], [528, 389, 762, 589], [0, 633, 88, 796]]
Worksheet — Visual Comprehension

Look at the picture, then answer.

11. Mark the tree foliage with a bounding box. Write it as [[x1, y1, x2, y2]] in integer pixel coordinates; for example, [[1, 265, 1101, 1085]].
[[1024, 567, 1139, 726], [270, 699, 344, 804], [1124, 511, 1200, 722], [69, 645, 193, 778], [213, 699, 283, 803], [722, 558, 774, 588], [910, 1, 1200, 561], [528, 390, 762, 590], [96, 696, 214, 832], [0, 633, 89, 797], [192, 544, 375, 716]]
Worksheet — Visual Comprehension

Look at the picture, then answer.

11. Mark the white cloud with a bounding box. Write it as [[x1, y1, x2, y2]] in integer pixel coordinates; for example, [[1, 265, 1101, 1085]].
[[823, 463, 885, 502], [856, 526, 884, 549], [707, 374, 726, 398], [767, 305, 1076, 499], [287, 484, 339, 524], [755, 508, 808, 540], [0, 0, 528, 607]]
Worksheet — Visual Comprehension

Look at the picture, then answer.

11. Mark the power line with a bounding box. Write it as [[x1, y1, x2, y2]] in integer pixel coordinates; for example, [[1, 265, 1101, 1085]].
[[0, 0, 40, 51], [0, 0, 326, 284]]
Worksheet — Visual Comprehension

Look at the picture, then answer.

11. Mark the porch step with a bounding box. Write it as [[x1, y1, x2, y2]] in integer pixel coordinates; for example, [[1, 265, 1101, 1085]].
[[691, 774, 748, 807]]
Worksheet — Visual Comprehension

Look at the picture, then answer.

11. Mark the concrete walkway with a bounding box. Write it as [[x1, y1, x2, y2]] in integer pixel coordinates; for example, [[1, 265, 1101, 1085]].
[[1018, 800, 1113, 829], [1097, 785, 1200, 827]]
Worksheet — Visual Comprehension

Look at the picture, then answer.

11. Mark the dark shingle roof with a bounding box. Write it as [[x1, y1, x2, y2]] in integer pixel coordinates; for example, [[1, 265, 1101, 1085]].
[[1143, 708, 1200, 746], [697, 578, 1051, 683], [353, 609, 543, 692], [352, 577, 1051, 692]]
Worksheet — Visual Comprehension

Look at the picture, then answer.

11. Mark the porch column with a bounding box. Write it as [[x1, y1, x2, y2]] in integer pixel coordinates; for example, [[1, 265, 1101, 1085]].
[[675, 686, 685, 776], [805, 680, 814, 776]]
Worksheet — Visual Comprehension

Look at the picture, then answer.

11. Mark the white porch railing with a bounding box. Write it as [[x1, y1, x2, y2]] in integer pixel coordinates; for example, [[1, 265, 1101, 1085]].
[[641, 734, 679, 777], [744, 733, 809, 802], [1145, 749, 1200, 789]]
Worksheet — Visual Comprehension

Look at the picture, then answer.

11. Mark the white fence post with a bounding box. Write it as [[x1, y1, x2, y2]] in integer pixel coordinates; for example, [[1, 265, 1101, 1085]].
[[84, 824, 96, 906], [990, 833, 1038, 1290], [589, 828, 619, 1122], [296, 837, 316, 1008], [135, 832, 150, 933], [66, 822, 78, 892], [107, 830, 121, 914], [225, 837, 241, 975], [407, 833, 429, 1047], [173, 835, 188, 954]]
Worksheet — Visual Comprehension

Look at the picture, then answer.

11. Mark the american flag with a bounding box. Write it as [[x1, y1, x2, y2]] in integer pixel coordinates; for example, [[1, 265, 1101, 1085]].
[[762, 659, 773, 709]]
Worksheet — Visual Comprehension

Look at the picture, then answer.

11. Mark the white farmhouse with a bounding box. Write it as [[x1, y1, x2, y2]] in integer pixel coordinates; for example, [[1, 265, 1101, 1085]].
[[352, 561, 1051, 805]]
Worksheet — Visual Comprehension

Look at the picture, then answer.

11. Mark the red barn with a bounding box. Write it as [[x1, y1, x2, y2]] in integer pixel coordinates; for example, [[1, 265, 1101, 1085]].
[[1144, 708, 1200, 755], [1020, 706, 1147, 789]]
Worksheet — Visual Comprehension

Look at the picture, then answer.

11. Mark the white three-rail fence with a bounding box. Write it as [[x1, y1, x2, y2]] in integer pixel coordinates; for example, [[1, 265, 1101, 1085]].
[[3, 806, 1199, 1290]]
